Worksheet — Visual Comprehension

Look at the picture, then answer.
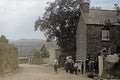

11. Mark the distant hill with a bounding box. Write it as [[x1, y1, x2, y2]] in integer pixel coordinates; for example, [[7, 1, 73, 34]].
[[10, 39, 46, 57]]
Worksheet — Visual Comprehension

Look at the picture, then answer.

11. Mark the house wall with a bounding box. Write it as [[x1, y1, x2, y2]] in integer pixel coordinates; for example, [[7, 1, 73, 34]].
[[87, 25, 103, 60], [87, 24, 120, 60], [77, 19, 120, 61]]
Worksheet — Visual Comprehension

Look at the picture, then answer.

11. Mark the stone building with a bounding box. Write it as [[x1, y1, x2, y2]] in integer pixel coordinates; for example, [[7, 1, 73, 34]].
[[76, 0, 120, 61]]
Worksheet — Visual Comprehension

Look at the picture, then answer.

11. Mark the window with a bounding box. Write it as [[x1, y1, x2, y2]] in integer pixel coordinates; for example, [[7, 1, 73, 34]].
[[102, 30, 110, 41]]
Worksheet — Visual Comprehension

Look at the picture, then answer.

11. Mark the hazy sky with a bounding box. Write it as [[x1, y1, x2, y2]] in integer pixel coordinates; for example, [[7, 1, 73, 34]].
[[0, 0, 120, 40]]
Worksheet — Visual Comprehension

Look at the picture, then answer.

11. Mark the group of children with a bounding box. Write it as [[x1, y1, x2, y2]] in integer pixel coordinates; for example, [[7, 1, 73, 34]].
[[53, 56, 98, 74], [53, 57, 83, 74], [65, 56, 84, 74]]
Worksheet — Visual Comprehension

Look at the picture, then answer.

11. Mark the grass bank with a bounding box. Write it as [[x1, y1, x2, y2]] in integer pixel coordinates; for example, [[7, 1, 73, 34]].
[[0, 43, 18, 75]]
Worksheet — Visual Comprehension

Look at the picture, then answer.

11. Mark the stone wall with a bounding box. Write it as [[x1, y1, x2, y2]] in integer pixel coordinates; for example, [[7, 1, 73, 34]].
[[87, 25, 103, 60], [87, 25, 120, 60]]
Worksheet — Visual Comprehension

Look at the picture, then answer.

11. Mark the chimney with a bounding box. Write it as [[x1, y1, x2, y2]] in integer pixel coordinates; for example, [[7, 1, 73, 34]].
[[80, 0, 90, 12]]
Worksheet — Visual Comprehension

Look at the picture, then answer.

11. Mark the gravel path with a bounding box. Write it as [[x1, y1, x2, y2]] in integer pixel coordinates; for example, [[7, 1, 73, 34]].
[[0, 64, 93, 80]]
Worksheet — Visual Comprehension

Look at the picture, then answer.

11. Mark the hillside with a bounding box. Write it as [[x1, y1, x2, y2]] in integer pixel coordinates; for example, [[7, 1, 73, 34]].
[[10, 39, 45, 57]]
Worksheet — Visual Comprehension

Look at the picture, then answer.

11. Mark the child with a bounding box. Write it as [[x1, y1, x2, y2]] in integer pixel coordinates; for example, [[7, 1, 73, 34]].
[[54, 59, 58, 74]]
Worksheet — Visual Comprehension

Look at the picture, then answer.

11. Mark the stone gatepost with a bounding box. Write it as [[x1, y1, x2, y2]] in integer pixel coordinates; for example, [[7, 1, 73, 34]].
[[98, 56, 104, 77]]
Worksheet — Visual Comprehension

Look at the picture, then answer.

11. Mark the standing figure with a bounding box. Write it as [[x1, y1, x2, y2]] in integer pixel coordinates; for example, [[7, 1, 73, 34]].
[[88, 60, 92, 72], [85, 59, 89, 73], [81, 61, 84, 74], [65, 56, 70, 73], [74, 61, 78, 74], [91, 61, 95, 72], [78, 60, 81, 74], [54, 59, 58, 74], [69, 57, 74, 74], [94, 60, 99, 74]]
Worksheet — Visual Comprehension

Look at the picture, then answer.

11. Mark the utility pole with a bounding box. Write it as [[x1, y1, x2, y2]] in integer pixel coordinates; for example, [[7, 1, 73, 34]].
[[21, 43, 23, 57]]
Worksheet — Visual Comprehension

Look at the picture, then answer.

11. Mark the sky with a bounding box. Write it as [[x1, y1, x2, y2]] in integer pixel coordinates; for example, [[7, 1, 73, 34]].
[[0, 0, 120, 40]]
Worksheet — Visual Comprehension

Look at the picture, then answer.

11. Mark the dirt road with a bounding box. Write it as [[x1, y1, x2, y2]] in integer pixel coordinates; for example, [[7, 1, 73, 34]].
[[0, 64, 93, 80]]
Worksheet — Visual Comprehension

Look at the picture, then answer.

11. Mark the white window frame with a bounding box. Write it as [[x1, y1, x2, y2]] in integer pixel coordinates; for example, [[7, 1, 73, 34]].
[[102, 30, 110, 41]]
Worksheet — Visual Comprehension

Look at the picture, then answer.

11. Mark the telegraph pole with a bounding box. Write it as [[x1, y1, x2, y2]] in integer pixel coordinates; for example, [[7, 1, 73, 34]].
[[21, 43, 23, 57]]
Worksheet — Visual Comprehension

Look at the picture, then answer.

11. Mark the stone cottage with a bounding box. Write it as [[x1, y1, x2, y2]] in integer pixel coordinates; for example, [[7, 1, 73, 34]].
[[41, 41, 61, 65], [76, 0, 120, 61]]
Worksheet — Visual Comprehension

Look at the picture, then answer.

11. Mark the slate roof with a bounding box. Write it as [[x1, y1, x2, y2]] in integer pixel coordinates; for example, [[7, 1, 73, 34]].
[[82, 9, 120, 25]]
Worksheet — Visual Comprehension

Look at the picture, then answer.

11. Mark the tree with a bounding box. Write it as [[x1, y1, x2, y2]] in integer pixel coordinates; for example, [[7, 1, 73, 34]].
[[34, 0, 81, 60], [33, 49, 49, 58], [0, 35, 8, 43], [40, 48, 49, 58]]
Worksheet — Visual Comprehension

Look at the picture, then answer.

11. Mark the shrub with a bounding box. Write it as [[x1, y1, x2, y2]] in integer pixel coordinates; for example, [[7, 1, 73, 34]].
[[0, 43, 18, 74], [31, 57, 43, 65], [19, 58, 29, 64], [31, 49, 49, 65], [0, 35, 18, 75]]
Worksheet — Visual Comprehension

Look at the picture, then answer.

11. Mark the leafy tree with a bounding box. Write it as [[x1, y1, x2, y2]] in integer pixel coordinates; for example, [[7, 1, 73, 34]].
[[40, 48, 49, 58], [34, 50, 41, 59], [34, 0, 81, 60], [33, 49, 49, 58], [0, 35, 8, 43]]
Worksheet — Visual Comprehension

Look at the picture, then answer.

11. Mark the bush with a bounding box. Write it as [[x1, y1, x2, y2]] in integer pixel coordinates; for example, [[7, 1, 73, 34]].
[[33, 49, 49, 59], [31, 49, 49, 65], [0, 43, 18, 75], [19, 58, 29, 64], [31, 57, 43, 65]]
